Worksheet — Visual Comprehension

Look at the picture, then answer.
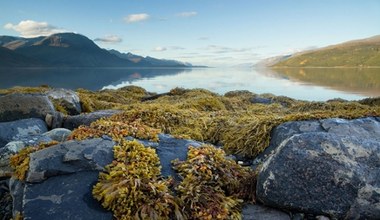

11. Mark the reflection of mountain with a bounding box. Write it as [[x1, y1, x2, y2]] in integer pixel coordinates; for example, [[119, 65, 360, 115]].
[[268, 68, 380, 97], [0, 68, 191, 90]]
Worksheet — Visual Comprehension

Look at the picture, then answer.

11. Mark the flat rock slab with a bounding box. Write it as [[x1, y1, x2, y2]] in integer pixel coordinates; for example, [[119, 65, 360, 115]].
[[23, 172, 112, 220], [257, 117, 380, 219]]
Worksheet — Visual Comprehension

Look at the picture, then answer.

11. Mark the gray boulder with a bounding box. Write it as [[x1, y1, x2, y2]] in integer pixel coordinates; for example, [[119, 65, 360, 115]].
[[63, 110, 122, 130], [0, 94, 55, 122], [18, 138, 115, 220], [47, 88, 82, 115], [256, 117, 380, 219], [0, 118, 48, 148], [242, 204, 290, 220]]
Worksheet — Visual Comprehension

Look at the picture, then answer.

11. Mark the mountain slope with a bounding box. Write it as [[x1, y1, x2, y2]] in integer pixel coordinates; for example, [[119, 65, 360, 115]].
[[272, 35, 380, 67], [0, 46, 43, 67], [0, 33, 193, 67]]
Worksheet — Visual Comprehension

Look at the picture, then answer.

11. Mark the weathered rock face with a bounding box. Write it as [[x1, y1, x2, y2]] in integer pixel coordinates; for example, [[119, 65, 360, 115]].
[[10, 134, 203, 219], [62, 110, 122, 130], [12, 138, 115, 220], [256, 117, 380, 219], [47, 88, 82, 115], [0, 94, 56, 122], [0, 118, 48, 148]]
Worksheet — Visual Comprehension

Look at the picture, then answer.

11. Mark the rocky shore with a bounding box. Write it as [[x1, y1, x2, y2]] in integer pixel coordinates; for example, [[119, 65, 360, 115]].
[[0, 86, 379, 220]]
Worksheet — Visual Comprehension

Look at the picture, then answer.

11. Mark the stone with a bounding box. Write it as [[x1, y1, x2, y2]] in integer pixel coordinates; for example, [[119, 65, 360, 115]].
[[256, 117, 380, 219], [47, 88, 82, 115], [62, 110, 122, 130], [42, 128, 72, 142], [0, 94, 55, 122], [26, 138, 115, 183], [0, 118, 48, 148], [242, 204, 290, 220], [145, 134, 202, 178], [250, 96, 274, 105], [45, 112, 64, 129]]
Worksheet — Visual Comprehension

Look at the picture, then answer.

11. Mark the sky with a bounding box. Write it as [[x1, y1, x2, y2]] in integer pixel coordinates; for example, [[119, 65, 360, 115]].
[[1, 0, 380, 66]]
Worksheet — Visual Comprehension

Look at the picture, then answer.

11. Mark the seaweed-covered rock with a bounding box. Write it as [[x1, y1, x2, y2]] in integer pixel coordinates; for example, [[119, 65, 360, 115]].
[[63, 110, 122, 130], [0, 94, 55, 122], [257, 117, 380, 219], [0, 179, 12, 220], [10, 134, 204, 219], [47, 88, 82, 115], [0, 118, 48, 148]]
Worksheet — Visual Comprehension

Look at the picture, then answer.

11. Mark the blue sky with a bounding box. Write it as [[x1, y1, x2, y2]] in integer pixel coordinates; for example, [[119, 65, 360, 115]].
[[1, 0, 380, 66]]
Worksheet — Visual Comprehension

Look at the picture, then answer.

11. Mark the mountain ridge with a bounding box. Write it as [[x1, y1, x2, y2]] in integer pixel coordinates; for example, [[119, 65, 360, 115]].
[[269, 35, 380, 67], [0, 33, 193, 68]]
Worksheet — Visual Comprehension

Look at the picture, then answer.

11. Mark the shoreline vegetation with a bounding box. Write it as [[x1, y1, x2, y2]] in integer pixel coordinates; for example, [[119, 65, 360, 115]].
[[1, 85, 380, 219], [1, 85, 379, 158]]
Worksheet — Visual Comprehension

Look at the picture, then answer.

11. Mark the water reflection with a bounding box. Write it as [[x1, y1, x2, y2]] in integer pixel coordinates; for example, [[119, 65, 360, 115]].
[[0, 68, 190, 91], [0, 67, 379, 101], [269, 68, 380, 97]]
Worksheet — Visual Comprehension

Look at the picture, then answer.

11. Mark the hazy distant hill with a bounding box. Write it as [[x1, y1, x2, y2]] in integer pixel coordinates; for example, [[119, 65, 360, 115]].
[[108, 50, 190, 67], [0, 33, 192, 67], [271, 35, 380, 67]]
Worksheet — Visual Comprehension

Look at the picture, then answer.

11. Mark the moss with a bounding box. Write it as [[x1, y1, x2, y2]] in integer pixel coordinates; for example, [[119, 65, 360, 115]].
[[9, 141, 59, 181], [0, 86, 50, 95], [92, 140, 183, 220], [68, 118, 160, 142]]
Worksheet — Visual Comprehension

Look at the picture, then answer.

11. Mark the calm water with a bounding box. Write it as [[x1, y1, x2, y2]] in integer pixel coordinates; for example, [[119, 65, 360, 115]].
[[0, 67, 379, 101]]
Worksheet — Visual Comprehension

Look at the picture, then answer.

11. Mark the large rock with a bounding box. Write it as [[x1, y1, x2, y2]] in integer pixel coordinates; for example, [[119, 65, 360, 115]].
[[47, 89, 82, 115], [0, 94, 55, 122], [62, 110, 122, 130], [0, 118, 48, 148], [11, 134, 203, 219], [257, 117, 380, 219]]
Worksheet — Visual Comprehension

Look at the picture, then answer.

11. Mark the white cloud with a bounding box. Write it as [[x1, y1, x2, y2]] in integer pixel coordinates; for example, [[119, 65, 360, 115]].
[[176, 11, 197, 18], [153, 46, 167, 52], [94, 35, 122, 43], [124, 13, 150, 23], [3, 20, 66, 38]]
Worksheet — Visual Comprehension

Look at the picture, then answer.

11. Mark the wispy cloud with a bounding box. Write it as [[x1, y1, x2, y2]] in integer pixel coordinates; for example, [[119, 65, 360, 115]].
[[169, 46, 185, 50], [198, 37, 209, 41], [204, 45, 252, 53], [4, 20, 66, 38], [94, 35, 122, 43], [176, 11, 197, 18], [153, 46, 167, 52], [124, 13, 150, 23]]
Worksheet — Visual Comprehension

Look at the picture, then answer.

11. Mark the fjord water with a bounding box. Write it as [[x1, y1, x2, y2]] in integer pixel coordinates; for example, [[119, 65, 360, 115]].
[[1, 67, 379, 101]]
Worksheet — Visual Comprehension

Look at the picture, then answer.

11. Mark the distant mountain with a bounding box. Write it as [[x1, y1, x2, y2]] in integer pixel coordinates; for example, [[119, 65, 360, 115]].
[[0, 33, 193, 68], [270, 35, 380, 67], [109, 49, 191, 67]]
